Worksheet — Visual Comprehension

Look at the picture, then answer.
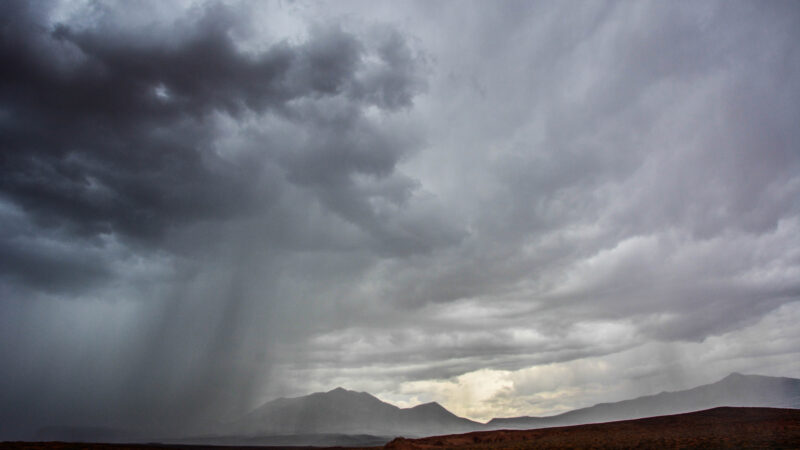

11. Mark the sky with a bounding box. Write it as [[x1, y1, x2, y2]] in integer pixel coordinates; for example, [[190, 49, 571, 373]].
[[1, 0, 800, 438]]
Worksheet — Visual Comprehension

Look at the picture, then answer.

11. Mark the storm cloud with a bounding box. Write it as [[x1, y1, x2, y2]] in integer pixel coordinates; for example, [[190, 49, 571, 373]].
[[1, 0, 799, 437]]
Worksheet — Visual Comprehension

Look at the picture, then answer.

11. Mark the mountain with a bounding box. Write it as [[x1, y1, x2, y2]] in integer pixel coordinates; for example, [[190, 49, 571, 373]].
[[33, 373, 800, 445], [232, 387, 481, 439], [387, 407, 800, 449], [487, 372, 800, 429], [230, 373, 800, 440]]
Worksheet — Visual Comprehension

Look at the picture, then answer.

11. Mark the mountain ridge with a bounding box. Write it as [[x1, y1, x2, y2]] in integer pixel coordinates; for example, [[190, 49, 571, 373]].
[[234, 386, 480, 438], [385, 407, 800, 449], [232, 372, 800, 439], [35, 373, 800, 445], [485, 372, 800, 429]]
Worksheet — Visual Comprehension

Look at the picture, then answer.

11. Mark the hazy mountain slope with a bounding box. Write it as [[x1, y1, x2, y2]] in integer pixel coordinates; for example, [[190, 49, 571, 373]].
[[36, 373, 800, 444], [234, 387, 480, 437], [387, 407, 800, 449], [487, 373, 800, 429]]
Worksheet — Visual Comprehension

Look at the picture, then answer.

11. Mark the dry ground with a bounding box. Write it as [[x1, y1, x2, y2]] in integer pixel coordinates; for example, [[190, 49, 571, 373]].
[[385, 407, 800, 449], [2, 407, 799, 449]]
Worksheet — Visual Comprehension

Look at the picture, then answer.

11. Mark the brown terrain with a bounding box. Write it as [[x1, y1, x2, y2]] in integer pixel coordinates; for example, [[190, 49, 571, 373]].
[[2, 407, 799, 450], [385, 407, 800, 449]]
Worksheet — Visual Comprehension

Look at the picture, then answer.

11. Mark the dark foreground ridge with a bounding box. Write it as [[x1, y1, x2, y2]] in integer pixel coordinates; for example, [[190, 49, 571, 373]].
[[3, 407, 800, 449], [385, 407, 800, 449]]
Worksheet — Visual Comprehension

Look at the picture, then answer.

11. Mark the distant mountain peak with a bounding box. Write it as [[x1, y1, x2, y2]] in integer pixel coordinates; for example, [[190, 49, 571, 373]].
[[407, 401, 466, 421], [723, 372, 746, 379], [321, 387, 382, 403], [717, 372, 766, 385], [412, 401, 447, 410]]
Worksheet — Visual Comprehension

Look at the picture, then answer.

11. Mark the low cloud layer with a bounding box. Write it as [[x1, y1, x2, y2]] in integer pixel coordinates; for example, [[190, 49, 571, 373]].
[[1, 0, 799, 437]]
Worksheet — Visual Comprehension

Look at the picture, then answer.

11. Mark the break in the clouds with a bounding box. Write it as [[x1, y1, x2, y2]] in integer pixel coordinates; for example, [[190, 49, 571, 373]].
[[1, 0, 800, 438]]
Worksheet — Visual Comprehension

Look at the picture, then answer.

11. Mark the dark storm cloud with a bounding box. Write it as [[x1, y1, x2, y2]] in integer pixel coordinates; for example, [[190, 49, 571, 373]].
[[0, 0, 436, 290], [0, 232, 110, 292], [0, 0, 447, 438]]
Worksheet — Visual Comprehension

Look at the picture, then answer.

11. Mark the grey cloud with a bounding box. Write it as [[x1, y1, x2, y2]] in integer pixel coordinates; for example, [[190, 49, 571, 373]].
[[2, 0, 800, 437], [0, 0, 446, 438], [0, 0, 441, 281], [0, 235, 111, 293], [269, 0, 800, 392]]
